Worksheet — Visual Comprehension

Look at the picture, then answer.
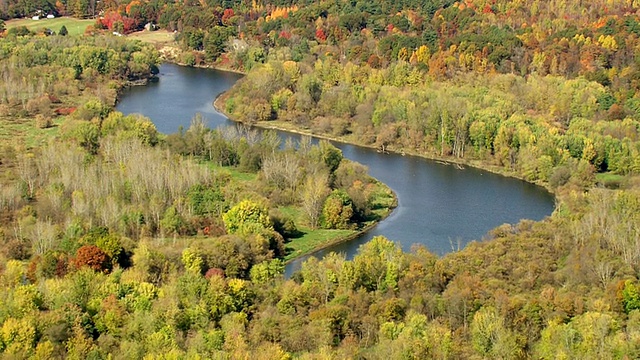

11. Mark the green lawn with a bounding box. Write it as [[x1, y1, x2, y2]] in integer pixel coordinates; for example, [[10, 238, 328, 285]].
[[283, 228, 356, 262], [206, 162, 257, 182], [596, 172, 626, 189], [278, 206, 356, 261], [0, 116, 64, 149], [5, 17, 95, 36]]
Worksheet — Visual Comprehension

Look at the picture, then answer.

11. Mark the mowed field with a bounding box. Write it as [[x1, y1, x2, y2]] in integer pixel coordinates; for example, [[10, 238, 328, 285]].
[[5, 17, 95, 36], [127, 29, 176, 45]]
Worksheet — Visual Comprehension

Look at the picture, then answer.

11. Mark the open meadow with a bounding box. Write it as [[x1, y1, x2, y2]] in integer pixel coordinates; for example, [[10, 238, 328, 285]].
[[127, 29, 176, 45], [5, 17, 94, 36]]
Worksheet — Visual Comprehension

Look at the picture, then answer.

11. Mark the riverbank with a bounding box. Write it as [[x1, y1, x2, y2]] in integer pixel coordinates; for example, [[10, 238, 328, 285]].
[[137, 39, 529, 192], [213, 91, 556, 197], [157, 45, 247, 75], [211, 88, 400, 263], [283, 184, 397, 263], [126, 29, 248, 75]]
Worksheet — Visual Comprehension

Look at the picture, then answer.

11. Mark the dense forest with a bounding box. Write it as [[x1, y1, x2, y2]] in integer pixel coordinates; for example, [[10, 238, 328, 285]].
[[1, 0, 640, 358]]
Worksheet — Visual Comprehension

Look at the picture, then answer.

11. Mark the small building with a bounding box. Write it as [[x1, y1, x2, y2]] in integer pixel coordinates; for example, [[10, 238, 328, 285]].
[[32, 16, 40, 20], [144, 22, 156, 31], [47, 14, 55, 19]]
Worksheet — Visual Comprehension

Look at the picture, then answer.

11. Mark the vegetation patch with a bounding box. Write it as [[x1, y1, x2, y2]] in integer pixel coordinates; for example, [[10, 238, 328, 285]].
[[127, 30, 176, 45]]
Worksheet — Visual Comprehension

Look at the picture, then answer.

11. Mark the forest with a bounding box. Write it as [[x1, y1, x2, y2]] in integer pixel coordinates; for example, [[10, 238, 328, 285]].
[[1, 0, 640, 358]]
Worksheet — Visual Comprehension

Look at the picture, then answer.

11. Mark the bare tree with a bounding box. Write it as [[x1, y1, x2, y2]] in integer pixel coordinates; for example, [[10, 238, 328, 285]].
[[30, 219, 58, 255], [16, 153, 39, 199], [282, 153, 302, 191]]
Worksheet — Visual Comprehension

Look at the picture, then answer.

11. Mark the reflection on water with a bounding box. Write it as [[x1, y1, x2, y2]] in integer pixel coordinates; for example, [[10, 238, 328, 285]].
[[117, 63, 555, 276]]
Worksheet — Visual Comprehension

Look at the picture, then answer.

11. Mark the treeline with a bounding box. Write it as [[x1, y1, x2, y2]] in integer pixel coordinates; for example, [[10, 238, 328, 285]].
[[223, 58, 640, 190], [66, 0, 640, 88], [1, 0, 103, 19], [9, 0, 640, 90], [5, 0, 640, 121], [1, 187, 640, 358]]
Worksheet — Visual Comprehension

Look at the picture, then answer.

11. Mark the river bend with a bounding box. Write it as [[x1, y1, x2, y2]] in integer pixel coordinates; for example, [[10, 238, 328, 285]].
[[116, 63, 555, 273]]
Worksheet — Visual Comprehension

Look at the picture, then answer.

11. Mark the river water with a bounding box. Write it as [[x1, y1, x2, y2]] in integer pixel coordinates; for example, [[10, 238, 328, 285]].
[[116, 63, 555, 274]]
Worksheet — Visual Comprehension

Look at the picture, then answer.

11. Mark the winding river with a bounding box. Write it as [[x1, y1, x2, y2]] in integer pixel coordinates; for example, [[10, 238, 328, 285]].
[[116, 63, 555, 274]]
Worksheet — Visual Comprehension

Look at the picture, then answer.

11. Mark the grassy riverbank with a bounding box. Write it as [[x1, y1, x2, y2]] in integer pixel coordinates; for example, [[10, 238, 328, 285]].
[[202, 158, 396, 262], [281, 183, 396, 262]]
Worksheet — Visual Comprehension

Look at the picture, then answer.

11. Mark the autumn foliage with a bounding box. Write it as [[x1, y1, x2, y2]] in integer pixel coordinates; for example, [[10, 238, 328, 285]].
[[97, 11, 137, 34], [74, 245, 111, 272], [315, 28, 326, 42], [266, 5, 298, 22], [222, 8, 235, 24]]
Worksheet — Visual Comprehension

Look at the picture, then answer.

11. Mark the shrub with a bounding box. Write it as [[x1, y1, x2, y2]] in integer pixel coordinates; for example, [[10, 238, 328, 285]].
[[35, 115, 53, 129]]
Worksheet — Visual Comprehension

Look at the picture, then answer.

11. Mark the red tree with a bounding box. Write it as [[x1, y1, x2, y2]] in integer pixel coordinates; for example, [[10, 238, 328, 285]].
[[74, 245, 111, 273], [315, 28, 327, 42], [222, 9, 235, 24], [98, 11, 138, 33]]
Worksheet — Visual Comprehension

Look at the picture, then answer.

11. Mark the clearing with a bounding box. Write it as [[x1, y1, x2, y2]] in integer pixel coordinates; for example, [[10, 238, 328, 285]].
[[127, 30, 176, 45], [5, 17, 95, 36]]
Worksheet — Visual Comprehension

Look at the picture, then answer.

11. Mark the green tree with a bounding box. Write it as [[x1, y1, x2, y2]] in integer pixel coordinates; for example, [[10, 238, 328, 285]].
[[321, 189, 354, 229], [74, 121, 100, 155], [622, 280, 640, 313], [250, 259, 284, 284], [0, 317, 36, 355], [94, 233, 123, 267], [315, 140, 343, 174], [471, 306, 521, 358], [301, 172, 330, 229], [351, 236, 405, 291], [59, 25, 68, 36], [204, 26, 232, 62], [7, 26, 31, 37], [182, 247, 204, 275], [70, 0, 89, 18], [223, 200, 273, 235], [160, 206, 187, 237], [536, 312, 619, 359]]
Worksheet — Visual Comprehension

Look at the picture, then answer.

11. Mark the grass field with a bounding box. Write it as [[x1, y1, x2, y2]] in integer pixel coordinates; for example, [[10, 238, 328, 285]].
[[5, 17, 95, 36], [127, 30, 176, 45], [0, 115, 64, 153], [283, 228, 357, 261], [596, 172, 627, 189]]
